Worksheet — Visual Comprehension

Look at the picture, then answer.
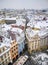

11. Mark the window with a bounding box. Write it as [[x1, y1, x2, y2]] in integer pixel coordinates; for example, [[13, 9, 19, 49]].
[[16, 44, 18, 47], [9, 58, 11, 62], [16, 51, 18, 54], [13, 42, 14, 44], [14, 48, 15, 51], [7, 52, 9, 56], [14, 53, 16, 55], [5, 59, 7, 64], [28, 47, 30, 50], [12, 50, 13, 53], [35, 40, 37, 43], [12, 55, 14, 57], [23, 58, 26, 61], [1, 56, 3, 61], [2, 47, 5, 52], [16, 47, 18, 49], [4, 54, 6, 58], [14, 46, 15, 48]]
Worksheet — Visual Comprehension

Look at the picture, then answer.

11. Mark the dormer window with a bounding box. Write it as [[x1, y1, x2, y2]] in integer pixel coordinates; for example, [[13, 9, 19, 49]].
[[0, 36, 4, 42]]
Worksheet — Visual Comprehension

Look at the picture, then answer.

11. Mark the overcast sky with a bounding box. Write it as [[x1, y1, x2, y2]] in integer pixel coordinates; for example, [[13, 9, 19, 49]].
[[0, 0, 48, 9]]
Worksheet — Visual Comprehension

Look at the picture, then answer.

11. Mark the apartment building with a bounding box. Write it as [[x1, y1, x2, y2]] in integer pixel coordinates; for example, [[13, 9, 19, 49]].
[[0, 36, 12, 65], [0, 18, 5, 24], [26, 27, 48, 54], [0, 23, 18, 63], [26, 28, 40, 54], [3, 36, 18, 62], [10, 40, 18, 62], [1, 18, 25, 61], [26, 15, 48, 53], [13, 55, 28, 65], [1, 36, 18, 63], [39, 29, 48, 50], [8, 27, 25, 55]]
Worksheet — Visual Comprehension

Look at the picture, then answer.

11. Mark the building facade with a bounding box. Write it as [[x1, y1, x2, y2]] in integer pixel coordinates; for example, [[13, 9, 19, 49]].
[[0, 43, 12, 65], [26, 33, 40, 54], [26, 27, 48, 54], [9, 27, 25, 56], [10, 40, 18, 62]]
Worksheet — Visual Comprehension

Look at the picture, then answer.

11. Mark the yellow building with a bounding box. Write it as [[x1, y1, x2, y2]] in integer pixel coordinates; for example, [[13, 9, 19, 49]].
[[0, 35, 18, 64], [26, 27, 48, 54], [0, 43, 12, 65], [39, 35, 48, 50], [0, 19, 5, 24], [27, 35, 40, 54], [26, 28, 40, 54], [0, 19, 6, 36], [10, 40, 18, 62]]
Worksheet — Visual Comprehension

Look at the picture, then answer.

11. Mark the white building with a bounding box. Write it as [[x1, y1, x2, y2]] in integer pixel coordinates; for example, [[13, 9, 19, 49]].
[[13, 55, 28, 65]]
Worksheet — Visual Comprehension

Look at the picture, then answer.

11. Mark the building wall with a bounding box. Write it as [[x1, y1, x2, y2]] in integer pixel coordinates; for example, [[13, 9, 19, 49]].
[[18, 41, 25, 55], [0, 20, 5, 24], [40, 36, 48, 50], [5, 20, 16, 24], [26, 35, 41, 54], [0, 46, 12, 65], [10, 40, 18, 61], [26, 33, 48, 54]]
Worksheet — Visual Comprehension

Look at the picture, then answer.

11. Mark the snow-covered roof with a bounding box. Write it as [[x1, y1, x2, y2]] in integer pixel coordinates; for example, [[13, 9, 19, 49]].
[[5, 17, 16, 20], [0, 37, 11, 47], [26, 27, 48, 39], [0, 43, 5, 48], [38, 53, 48, 59], [27, 19, 48, 29], [26, 28, 39, 38], [0, 18, 4, 21], [27, 21, 33, 27], [16, 19, 26, 26], [10, 27, 25, 43], [3, 37, 11, 47], [38, 29, 48, 37], [27, 15, 32, 20], [11, 28, 23, 34], [2, 24, 12, 31], [34, 21, 48, 28]]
